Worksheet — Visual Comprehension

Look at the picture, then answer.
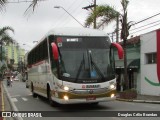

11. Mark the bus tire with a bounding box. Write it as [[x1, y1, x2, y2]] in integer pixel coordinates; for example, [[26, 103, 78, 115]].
[[31, 83, 37, 98], [47, 85, 59, 107]]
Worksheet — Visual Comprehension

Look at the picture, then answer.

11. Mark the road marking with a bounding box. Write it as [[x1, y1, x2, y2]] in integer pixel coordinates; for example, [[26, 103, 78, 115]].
[[28, 93, 32, 96], [22, 97, 28, 101], [11, 98, 18, 102], [11, 95, 20, 97]]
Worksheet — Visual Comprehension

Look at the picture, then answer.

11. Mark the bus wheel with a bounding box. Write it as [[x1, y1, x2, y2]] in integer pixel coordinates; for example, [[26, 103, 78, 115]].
[[47, 86, 59, 107], [31, 83, 37, 98]]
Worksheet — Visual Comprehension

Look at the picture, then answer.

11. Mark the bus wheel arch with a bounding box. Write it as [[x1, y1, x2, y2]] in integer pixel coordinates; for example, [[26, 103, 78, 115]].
[[47, 83, 59, 107], [47, 84, 53, 105], [31, 82, 37, 98]]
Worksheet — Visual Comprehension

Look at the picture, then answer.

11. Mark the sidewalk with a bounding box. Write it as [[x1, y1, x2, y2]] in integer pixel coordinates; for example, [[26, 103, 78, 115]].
[[0, 81, 3, 120], [116, 93, 160, 104]]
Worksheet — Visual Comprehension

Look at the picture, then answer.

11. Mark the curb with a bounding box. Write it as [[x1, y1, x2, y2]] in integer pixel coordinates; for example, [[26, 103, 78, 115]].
[[116, 98, 160, 104], [0, 81, 3, 120], [2, 82, 23, 120]]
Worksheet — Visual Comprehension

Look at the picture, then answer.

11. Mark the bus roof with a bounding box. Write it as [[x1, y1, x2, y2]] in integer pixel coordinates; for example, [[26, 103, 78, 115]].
[[47, 27, 108, 37], [28, 27, 109, 53]]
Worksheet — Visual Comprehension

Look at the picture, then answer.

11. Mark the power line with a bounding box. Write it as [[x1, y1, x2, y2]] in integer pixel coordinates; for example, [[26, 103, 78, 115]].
[[54, 0, 85, 28], [130, 22, 160, 35], [108, 12, 160, 35], [6, 0, 47, 3], [130, 20, 160, 31], [133, 12, 160, 26], [111, 20, 160, 37], [111, 21, 160, 41]]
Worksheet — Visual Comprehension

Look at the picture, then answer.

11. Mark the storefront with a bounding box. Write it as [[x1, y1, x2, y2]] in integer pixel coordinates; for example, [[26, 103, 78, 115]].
[[115, 36, 140, 92]]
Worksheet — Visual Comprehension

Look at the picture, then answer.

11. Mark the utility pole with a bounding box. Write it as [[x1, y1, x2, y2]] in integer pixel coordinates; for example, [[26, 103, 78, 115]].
[[116, 14, 119, 42], [83, 0, 97, 29], [93, 0, 97, 29]]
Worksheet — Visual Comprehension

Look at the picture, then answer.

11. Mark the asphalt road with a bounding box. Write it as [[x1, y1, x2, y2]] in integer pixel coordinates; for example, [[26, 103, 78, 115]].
[[3, 81, 160, 120]]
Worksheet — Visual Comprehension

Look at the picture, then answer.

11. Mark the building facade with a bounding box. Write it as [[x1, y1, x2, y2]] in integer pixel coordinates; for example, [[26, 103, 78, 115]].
[[140, 29, 160, 96], [115, 36, 140, 92], [4, 43, 25, 70], [115, 29, 160, 96]]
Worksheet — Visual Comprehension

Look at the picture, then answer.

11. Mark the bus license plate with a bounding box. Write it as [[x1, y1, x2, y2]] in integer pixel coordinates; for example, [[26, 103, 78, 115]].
[[86, 96, 96, 101]]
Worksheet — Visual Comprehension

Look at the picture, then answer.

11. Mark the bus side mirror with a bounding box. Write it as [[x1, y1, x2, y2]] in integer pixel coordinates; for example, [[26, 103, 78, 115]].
[[111, 43, 124, 59], [51, 42, 59, 61]]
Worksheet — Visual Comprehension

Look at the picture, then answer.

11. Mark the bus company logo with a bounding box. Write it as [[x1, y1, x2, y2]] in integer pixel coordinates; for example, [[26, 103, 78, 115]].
[[82, 85, 100, 89]]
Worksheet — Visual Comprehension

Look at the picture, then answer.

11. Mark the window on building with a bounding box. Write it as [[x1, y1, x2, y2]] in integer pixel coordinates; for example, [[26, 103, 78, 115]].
[[146, 52, 157, 64]]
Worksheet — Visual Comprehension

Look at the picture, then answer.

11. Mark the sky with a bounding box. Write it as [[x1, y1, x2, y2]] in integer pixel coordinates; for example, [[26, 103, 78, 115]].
[[1, 0, 160, 51]]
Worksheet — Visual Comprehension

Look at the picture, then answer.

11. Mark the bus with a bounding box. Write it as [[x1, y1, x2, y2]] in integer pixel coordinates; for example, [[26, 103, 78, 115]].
[[26, 27, 123, 106]]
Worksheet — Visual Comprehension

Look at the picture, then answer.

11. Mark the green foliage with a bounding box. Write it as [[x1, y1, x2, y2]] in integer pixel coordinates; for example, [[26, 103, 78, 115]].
[[85, 5, 119, 28], [0, 26, 15, 61]]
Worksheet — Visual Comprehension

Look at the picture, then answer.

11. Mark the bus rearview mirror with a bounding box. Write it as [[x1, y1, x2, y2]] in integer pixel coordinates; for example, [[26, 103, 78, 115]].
[[111, 43, 124, 59], [51, 42, 59, 61]]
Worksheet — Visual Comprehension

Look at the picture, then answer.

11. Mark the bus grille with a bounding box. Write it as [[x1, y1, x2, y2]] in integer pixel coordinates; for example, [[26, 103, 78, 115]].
[[71, 88, 109, 95]]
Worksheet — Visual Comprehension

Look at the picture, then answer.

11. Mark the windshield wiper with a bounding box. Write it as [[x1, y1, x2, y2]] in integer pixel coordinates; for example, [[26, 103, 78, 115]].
[[89, 53, 105, 81], [75, 54, 85, 83]]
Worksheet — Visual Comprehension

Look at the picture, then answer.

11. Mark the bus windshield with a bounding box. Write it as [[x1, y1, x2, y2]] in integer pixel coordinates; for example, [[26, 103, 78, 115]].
[[54, 36, 115, 83]]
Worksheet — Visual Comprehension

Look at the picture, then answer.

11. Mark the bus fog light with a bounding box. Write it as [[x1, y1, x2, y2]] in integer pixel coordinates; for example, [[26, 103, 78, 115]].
[[111, 94, 115, 98], [63, 95, 69, 101], [110, 84, 115, 89], [64, 86, 69, 91]]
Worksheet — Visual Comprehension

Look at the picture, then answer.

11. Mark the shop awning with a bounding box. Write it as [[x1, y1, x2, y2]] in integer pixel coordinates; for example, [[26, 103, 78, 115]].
[[127, 59, 140, 69]]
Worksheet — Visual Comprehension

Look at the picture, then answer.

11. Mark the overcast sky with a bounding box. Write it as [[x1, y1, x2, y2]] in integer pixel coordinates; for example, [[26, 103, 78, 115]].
[[1, 0, 160, 51]]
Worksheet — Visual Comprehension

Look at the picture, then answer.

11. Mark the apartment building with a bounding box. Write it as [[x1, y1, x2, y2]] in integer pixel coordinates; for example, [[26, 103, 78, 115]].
[[4, 43, 25, 69]]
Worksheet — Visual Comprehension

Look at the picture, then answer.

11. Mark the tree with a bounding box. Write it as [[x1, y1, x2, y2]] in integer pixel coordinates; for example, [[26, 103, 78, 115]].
[[0, 26, 14, 61], [0, 0, 39, 12], [0, 26, 14, 43], [0, 26, 14, 60], [0, 26, 14, 78], [0, 0, 6, 9], [85, 5, 119, 29], [120, 0, 133, 90]]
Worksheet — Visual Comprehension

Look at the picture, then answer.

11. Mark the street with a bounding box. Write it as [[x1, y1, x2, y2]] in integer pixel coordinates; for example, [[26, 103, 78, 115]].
[[2, 81, 160, 120]]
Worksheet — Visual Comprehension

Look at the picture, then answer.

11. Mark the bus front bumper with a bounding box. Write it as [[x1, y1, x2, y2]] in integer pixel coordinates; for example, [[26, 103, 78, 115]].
[[52, 96, 116, 104]]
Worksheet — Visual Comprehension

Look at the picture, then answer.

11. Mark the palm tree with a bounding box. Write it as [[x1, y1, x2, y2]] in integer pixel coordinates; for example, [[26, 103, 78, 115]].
[[0, 26, 14, 61], [0, 0, 6, 7], [0, 26, 14, 79], [85, 5, 119, 29], [0, 0, 38, 11], [120, 0, 133, 90]]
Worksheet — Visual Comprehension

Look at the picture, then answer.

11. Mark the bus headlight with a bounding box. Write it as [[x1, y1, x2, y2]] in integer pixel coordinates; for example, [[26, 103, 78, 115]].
[[64, 86, 69, 91], [63, 95, 69, 101], [110, 84, 116, 89], [111, 94, 115, 98]]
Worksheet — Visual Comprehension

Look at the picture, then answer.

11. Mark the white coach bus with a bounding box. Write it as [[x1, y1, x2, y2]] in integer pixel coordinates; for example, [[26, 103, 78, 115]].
[[26, 27, 123, 106]]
